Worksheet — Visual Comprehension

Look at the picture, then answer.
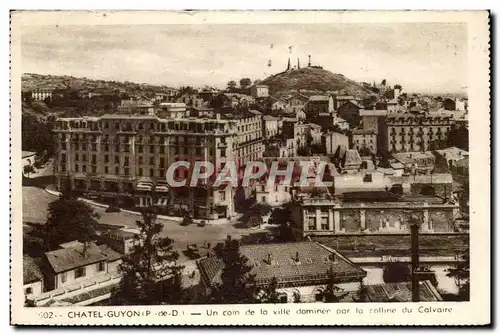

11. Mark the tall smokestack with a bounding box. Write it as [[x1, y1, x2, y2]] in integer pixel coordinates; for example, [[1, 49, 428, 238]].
[[308, 55, 311, 67], [410, 215, 420, 302]]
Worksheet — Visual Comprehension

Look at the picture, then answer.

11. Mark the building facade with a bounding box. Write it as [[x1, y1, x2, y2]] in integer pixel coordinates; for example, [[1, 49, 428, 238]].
[[53, 109, 264, 219], [352, 129, 377, 154], [324, 131, 349, 155], [295, 196, 460, 236], [31, 88, 53, 101], [387, 112, 456, 153], [250, 84, 269, 98]]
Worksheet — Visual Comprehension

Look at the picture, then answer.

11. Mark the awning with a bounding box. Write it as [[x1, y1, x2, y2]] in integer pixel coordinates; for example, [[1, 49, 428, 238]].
[[136, 182, 153, 191], [155, 183, 169, 193]]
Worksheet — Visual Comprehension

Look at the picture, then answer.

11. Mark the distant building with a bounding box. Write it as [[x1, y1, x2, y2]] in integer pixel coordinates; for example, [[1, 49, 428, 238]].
[[387, 112, 456, 153], [305, 95, 334, 117], [284, 93, 309, 114], [23, 255, 44, 298], [352, 129, 377, 155], [197, 241, 366, 303], [324, 132, 349, 155], [332, 95, 356, 110], [262, 115, 280, 139], [31, 88, 53, 101], [294, 194, 460, 236], [336, 100, 363, 128], [250, 84, 269, 98], [433, 147, 469, 170], [393, 151, 436, 174]]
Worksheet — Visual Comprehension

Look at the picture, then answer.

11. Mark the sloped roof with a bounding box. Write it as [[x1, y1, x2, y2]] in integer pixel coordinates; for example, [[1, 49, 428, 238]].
[[309, 95, 330, 102], [198, 242, 366, 287], [45, 242, 122, 274], [22, 151, 36, 158], [344, 149, 363, 167], [364, 281, 443, 302]]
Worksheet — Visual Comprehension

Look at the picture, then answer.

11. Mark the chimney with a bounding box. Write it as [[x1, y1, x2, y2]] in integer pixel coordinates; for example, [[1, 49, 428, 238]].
[[410, 216, 420, 302], [297, 58, 300, 69]]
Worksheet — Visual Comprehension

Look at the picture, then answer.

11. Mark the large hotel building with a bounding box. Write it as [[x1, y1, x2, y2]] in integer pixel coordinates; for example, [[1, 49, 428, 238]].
[[53, 104, 264, 219]]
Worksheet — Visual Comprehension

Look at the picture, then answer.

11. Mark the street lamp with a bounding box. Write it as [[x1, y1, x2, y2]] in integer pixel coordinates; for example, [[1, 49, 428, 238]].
[[409, 215, 421, 302]]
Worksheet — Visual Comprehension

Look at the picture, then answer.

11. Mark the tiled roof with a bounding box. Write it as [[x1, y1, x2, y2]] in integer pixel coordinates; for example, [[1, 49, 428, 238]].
[[22, 151, 36, 158], [435, 147, 469, 161], [23, 255, 43, 285], [198, 242, 366, 288], [309, 95, 330, 102], [45, 243, 121, 274], [344, 149, 363, 167], [393, 151, 435, 165], [364, 281, 443, 302]]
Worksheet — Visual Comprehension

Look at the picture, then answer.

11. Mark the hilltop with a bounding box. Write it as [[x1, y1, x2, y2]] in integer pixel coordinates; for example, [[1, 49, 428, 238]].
[[260, 67, 374, 97], [21, 73, 174, 95]]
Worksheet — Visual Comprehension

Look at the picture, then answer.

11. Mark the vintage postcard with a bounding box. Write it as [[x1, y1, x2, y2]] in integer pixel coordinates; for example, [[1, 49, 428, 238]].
[[10, 10, 490, 326]]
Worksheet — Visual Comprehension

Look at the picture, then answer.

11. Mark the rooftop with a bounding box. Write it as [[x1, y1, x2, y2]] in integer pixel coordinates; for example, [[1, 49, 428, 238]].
[[435, 147, 469, 161], [364, 281, 443, 302], [45, 242, 123, 274], [309, 95, 330, 102], [22, 151, 36, 158], [393, 151, 435, 164], [198, 242, 366, 287]]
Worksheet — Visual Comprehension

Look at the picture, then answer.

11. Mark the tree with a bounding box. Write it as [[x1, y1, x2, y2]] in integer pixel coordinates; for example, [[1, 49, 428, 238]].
[[445, 125, 469, 151], [23, 164, 36, 177], [446, 249, 470, 301], [239, 78, 252, 89], [394, 84, 403, 91], [358, 146, 372, 157], [260, 276, 280, 303], [227, 80, 237, 91], [116, 208, 184, 305], [383, 262, 411, 283], [45, 186, 99, 250], [210, 235, 257, 304], [323, 267, 349, 302]]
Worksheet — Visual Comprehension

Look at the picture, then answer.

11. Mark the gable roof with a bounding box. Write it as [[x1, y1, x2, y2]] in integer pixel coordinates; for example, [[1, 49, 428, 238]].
[[45, 242, 122, 274], [343, 149, 363, 168], [198, 242, 365, 288]]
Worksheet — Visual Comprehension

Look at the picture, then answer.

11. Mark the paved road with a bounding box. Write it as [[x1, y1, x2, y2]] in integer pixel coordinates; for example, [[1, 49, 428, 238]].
[[22, 185, 266, 262]]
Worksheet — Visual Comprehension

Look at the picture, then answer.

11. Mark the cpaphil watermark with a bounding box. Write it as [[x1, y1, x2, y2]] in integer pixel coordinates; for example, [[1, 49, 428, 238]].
[[164, 160, 334, 188]]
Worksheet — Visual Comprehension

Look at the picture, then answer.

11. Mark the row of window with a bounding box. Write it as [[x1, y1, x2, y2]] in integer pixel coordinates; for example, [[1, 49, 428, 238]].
[[60, 262, 106, 284]]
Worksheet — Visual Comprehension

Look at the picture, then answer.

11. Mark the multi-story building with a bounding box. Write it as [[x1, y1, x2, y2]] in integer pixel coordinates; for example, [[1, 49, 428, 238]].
[[352, 129, 377, 154], [53, 109, 264, 219], [305, 95, 334, 118], [294, 194, 460, 236], [324, 131, 349, 155], [31, 88, 53, 101], [250, 84, 269, 98], [262, 115, 280, 139], [387, 112, 455, 153]]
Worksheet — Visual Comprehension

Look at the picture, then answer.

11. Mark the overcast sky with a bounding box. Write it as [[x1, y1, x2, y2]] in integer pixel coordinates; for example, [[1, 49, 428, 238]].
[[21, 23, 467, 93]]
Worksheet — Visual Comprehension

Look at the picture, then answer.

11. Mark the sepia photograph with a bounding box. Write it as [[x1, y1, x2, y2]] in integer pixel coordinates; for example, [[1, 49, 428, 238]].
[[10, 10, 490, 326]]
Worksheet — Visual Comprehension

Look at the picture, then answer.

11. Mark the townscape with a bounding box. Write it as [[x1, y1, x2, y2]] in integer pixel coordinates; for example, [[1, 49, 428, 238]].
[[22, 45, 469, 306]]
